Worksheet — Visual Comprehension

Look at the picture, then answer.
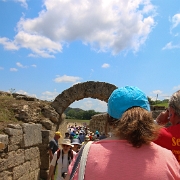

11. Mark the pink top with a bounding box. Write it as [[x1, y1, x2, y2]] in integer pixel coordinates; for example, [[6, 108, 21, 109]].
[[68, 140, 180, 180]]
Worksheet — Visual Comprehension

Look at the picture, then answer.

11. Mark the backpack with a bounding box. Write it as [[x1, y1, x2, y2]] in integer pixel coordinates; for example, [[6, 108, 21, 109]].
[[56, 149, 73, 164], [56, 149, 74, 165]]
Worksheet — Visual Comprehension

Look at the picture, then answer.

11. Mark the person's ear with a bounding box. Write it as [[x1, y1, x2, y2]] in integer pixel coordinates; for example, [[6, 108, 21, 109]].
[[169, 107, 175, 118]]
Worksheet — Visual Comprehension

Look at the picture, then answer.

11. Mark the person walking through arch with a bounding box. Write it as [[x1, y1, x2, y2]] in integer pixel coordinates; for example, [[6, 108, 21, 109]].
[[65, 86, 180, 180]]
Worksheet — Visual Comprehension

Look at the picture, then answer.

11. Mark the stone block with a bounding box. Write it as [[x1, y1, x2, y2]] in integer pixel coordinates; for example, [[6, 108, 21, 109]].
[[24, 147, 40, 161], [0, 134, 8, 147], [0, 149, 25, 172], [9, 135, 23, 145], [30, 158, 40, 171], [13, 161, 30, 180], [21, 123, 42, 147], [7, 124, 22, 129], [41, 119, 53, 130], [17, 173, 30, 180], [8, 144, 19, 152], [41, 130, 50, 144], [4, 128, 23, 136], [29, 169, 40, 180], [40, 169, 49, 180], [0, 171, 12, 180], [34, 169, 40, 180]]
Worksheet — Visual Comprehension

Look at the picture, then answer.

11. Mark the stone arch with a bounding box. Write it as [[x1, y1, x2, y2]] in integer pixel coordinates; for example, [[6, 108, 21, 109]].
[[51, 81, 117, 129]]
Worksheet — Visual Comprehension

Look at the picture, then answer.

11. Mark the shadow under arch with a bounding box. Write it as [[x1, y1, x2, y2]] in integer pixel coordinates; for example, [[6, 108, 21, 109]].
[[51, 81, 117, 130]]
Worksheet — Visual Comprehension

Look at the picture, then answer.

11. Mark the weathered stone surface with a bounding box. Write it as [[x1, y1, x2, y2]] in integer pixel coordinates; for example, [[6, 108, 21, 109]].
[[89, 113, 109, 134], [52, 81, 117, 116], [9, 135, 23, 145], [17, 173, 30, 180], [0, 149, 24, 172], [4, 128, 23, 136], [0, 171, 12, 180], [39, 144, 49, 169], [21, 123, 42, 147], [41, 130, 50, 144], [24, 147, 39, 161], [7, 124, 22, 129], [40, 169, 49, 180], [41, 119, 53, 130], [30, 158, 40, 171], [13, 161, 30, 180], [0, 134, 8, 147], [8, 144, 19, 152]]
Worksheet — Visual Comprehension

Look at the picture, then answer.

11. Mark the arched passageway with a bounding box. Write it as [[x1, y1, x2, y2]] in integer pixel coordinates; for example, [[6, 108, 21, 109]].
[[51, 81, 117, 129]]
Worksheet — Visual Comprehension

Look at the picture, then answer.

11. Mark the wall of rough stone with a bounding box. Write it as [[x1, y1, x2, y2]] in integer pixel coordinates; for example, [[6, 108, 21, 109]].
[[0, 122, 68, 180]]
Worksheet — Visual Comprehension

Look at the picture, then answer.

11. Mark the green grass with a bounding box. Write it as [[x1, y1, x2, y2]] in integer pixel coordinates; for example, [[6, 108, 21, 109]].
[[66, 119, 90, 125], [152, 102, 168, 108], [0, 96, 18, 122]]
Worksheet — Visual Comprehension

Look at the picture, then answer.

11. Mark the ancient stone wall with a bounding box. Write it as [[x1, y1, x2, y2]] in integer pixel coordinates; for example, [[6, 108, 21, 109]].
[[51, 81, 117, 116], [0, 121, 68, 180], [0, 123, 43, 180]]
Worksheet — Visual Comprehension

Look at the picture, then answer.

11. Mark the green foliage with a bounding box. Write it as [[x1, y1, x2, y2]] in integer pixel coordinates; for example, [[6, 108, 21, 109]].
[[0, 96, 18, 122], [9, 88, 16, 94], [65, 107, 101, 120], [148, 96, 168, 107], [66, 119, 90, 125]]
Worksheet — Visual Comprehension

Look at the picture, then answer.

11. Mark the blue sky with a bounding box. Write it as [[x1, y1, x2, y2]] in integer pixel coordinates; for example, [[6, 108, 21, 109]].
[[0, 0, 180, 112]]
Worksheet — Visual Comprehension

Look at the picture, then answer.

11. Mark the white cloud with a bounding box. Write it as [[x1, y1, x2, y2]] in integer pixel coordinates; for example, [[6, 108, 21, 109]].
[[70, 98, 107, 112], [40, 90, 59, 101], [0, 37, 19, 50], [16, 90, 28, 95], [54, 75, 81, 83], [15, 0, 28, 9], [0, 0, 156, 57], [152, 90, 162, 95], [10, 68, 18, 72], [173, 85, 180, 91], [82, 100, 93, 110], [0, 67, 4, 70], [31, 64, 37, 68], [16, 62, 27, 68], [16, 90, 37, 97], [95, 100, 107, 112], [89, 69, 94, 78], [14, 31, 62, 58], [102, 63, 110, 68], [162, 42, 180, 50], [171, 14, 180, 29]]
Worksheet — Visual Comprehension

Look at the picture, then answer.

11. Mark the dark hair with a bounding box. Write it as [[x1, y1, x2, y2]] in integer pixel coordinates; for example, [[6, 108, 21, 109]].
[[108, 107, 160, 147]]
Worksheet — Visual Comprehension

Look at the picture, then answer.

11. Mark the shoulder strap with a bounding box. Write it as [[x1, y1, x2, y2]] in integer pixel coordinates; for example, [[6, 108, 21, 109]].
[[70, 144, 85, 180], [55, 149, 61, 170], [57, 149, 61, 161], [68, 150, 74, 163], [78, 141, 93, 180], [70, 150, 73, 160]]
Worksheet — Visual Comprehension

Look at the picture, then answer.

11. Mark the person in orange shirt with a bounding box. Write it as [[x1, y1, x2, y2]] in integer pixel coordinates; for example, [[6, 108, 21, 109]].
[[154, 90, 180, 164]]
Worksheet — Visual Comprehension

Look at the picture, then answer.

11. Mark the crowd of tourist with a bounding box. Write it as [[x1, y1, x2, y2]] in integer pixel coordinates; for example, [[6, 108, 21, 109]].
[[47, 125, 106, 180], [48, 86, 180, 180]]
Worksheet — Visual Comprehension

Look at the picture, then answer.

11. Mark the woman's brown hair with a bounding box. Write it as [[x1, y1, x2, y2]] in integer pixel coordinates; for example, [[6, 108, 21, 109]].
[[108, 107, 160, 148]]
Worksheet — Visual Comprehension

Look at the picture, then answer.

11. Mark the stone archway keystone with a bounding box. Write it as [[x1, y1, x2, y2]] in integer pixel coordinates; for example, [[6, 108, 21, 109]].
[[51, 81, 117, 126]]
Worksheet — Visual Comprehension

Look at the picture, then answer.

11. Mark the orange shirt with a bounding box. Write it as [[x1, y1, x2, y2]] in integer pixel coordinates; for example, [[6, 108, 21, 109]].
[[154, 124, 180, 164]]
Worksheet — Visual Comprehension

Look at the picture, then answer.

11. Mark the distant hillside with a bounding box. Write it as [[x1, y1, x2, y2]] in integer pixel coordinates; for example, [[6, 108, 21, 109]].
[[64, 107, 102, 120]]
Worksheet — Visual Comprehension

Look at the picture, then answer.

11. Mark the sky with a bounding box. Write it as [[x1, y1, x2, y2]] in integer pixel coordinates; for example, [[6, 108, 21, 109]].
[[0, 0, 180, 113]]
